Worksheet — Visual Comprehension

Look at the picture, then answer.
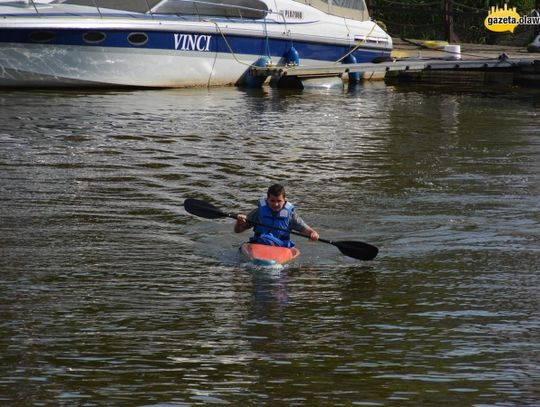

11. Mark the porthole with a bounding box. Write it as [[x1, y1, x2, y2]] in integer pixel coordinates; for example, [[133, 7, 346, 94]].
[[127, 32, 148, 46], [29, 31, 56, 43], [83, 31, 106, 44]]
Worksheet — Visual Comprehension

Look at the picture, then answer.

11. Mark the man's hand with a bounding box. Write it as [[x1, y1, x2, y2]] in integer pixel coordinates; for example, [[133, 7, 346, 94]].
[[305, 227, 319, 241], [234, 213, 248, 233]]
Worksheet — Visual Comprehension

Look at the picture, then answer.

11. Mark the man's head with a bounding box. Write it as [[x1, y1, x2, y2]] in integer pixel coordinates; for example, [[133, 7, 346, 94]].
[[266, 184, 286, 212]]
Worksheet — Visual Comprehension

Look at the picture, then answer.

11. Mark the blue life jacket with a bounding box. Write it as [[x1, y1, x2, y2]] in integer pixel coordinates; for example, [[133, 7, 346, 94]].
[[250, 198, 295, 247]]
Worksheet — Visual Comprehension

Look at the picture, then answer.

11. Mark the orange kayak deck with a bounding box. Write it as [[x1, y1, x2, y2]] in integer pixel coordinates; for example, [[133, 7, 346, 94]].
[[240, 243, 300, 266]]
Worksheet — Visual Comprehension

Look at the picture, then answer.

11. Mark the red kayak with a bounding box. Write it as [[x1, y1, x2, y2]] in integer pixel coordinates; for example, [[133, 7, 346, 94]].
[[240, 243, 300, 266]]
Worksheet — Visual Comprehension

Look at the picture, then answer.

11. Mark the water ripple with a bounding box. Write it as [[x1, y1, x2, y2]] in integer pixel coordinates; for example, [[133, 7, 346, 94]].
[[1, 86, 539, 406]]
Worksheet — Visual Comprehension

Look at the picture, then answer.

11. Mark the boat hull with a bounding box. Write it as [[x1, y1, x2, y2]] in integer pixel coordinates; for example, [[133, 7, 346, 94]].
[[240, 243, 300, 266], [0, 43, 246, 87], [0, 35, 390, 88]]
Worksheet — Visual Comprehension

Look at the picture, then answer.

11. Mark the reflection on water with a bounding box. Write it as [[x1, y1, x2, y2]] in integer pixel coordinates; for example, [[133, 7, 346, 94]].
[[0, 84, 539, 406]]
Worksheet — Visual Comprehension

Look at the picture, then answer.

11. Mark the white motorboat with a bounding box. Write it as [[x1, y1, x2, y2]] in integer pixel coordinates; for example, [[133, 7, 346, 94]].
[[0, 0, 392, 88]]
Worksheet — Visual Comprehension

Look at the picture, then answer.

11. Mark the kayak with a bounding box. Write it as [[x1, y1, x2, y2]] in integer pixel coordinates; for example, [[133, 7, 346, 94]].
[[240, 243, 300, 266]]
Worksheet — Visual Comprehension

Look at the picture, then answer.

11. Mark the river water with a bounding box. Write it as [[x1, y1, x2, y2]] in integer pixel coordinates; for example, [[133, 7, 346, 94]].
[[0, 83, 539, 406]]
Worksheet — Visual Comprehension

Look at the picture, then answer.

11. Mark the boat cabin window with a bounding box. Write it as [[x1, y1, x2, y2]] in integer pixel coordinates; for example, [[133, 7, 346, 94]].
[[127, 32, 149, 46], [83, 32, 107, 44], [29, 31, 56, 43]]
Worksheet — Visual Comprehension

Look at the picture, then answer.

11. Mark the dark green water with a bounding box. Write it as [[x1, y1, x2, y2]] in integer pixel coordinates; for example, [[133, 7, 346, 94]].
[[1, 83, 539, 406]]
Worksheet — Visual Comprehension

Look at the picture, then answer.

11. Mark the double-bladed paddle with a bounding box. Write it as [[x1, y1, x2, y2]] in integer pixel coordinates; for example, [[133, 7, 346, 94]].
[[183, 198, 378, 261]]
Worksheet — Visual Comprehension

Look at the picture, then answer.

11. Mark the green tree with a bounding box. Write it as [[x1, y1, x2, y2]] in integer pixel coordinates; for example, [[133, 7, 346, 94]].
[[369, 0, 538, 44]]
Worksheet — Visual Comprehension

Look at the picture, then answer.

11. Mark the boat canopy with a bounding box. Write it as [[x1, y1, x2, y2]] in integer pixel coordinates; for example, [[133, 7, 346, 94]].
[[150, 0, 269, 19], [294, 0, 369, 21]]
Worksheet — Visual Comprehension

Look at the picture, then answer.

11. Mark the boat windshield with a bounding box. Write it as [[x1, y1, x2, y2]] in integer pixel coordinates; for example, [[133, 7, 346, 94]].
[[151, 0, 269, 18], [51, 0, 161, 13], [49, 0, 268, 18], [44, 0, 366, 19], [294, 0, 369, 20]]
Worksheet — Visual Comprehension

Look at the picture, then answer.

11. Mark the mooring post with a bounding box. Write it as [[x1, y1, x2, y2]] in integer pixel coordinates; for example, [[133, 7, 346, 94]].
[[443, 0, 459, 42]]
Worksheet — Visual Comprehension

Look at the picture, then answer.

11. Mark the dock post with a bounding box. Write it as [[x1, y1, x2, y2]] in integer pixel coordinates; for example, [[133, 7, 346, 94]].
[[443, 0, 459, 42]]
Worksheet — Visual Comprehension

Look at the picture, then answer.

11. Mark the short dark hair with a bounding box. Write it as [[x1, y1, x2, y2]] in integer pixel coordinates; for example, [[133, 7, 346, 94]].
[[267, 183, 286, 198]]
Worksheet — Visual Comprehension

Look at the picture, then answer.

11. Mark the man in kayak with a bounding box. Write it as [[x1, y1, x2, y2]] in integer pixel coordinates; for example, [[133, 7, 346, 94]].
[[234, 184, 319, 247]]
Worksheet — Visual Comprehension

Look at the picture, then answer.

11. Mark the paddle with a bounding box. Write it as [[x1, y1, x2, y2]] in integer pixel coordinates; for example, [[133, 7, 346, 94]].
[[183, 198, 379, 261]]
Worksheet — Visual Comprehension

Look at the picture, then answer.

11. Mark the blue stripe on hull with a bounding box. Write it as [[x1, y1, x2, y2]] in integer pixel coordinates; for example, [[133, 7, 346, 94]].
[[0, 28, 390, 63]]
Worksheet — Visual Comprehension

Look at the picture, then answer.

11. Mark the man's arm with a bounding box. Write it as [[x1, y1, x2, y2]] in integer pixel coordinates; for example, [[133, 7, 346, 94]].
[[291, 212, 319, 241]]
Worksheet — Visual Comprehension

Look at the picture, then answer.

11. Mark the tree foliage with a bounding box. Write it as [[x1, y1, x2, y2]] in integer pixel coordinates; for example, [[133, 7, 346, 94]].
[[369, 0, 538, 44]]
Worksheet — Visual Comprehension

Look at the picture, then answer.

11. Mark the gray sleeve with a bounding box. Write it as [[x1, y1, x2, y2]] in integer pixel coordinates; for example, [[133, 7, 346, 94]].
[[245, 208, 258, 229], [290, 211, 309, 232]]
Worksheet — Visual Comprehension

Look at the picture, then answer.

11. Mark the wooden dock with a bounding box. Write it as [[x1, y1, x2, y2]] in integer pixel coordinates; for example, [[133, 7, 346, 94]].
[[250, 39, 540, 88]]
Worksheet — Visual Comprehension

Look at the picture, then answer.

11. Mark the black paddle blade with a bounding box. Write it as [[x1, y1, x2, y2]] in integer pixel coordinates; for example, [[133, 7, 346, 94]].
[[333, 240, 379, 261], [183, 198, 228, 219]]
